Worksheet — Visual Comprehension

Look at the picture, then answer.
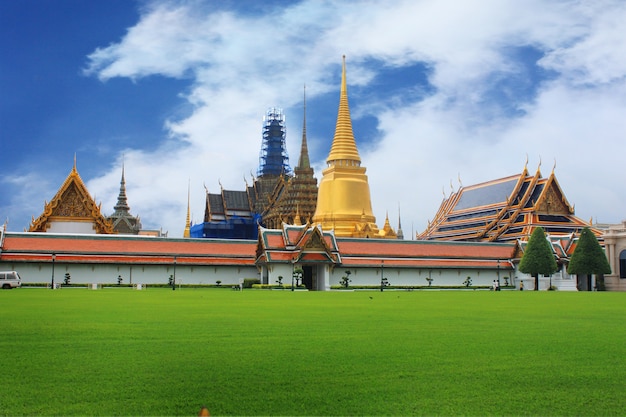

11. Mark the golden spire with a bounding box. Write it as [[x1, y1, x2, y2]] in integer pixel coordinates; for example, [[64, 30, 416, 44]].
[[312, 56, 380, 238], [183, 180, 191, 238], [294, 204, 302, 226], [326, 55, 361, 165]]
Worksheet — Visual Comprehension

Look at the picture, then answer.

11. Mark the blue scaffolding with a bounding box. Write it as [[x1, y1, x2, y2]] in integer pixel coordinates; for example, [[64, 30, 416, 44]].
[[257, 108, 292, 177]]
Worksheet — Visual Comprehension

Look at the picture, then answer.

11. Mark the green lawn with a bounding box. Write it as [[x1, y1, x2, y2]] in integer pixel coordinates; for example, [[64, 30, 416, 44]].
[[1, 288, 625, 416]]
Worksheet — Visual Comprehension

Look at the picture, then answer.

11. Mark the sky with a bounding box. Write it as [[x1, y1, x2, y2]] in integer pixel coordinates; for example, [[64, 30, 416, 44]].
[[1, 0, 625, 238]]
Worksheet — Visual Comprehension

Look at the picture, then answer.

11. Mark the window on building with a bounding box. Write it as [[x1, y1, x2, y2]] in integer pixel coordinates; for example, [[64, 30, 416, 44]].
[[620, 250, 626, 279]]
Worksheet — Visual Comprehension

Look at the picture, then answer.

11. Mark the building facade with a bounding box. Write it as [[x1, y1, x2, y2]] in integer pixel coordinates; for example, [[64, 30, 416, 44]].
[[603, 221, 626, 291]]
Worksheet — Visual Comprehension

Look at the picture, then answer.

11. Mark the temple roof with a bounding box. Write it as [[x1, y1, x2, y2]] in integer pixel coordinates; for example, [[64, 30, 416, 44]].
[[418, 165, 598, 242], [205, 187, 254, 222], [337, 238, 516, 269], [29, 160, 114, 234], [2, 232, 256, 266], [256, 224, 340, 264], [255, 224, 516, 270], [3, 227, 517, 271]]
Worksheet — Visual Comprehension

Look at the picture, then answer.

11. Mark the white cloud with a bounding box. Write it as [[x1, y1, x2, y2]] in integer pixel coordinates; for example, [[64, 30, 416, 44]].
[[80, 0, 626, 237], [539, 1, 626, 85]]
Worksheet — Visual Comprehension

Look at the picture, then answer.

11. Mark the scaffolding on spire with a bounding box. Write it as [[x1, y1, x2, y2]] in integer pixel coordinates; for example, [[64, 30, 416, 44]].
[[257, 108, 292, 177]]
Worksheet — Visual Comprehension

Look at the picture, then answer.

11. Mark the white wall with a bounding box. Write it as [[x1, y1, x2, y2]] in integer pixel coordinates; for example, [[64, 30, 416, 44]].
[[329, 267, 511, 288], [4, 262, 260, 286], [3, 259, 521, 290], [47, 221, 96, 234]]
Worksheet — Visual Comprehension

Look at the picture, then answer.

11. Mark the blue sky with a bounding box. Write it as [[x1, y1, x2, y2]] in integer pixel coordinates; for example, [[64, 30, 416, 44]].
[[2, 0, 625, 237]]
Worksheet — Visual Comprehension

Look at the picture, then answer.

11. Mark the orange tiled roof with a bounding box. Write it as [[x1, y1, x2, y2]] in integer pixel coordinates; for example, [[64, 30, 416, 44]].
[[337, 238, 516, 269], [3, 228, 518, 271], [255, 224, 515, 270], [1, 233, 257, 266]]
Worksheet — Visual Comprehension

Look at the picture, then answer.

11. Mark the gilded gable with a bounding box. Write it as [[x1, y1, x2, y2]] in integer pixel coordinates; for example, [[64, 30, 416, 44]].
[[53, 185, 92, 217], [29, 162, 114, 234], [303, 230, 326, 251], [536, 177, 573, 215]]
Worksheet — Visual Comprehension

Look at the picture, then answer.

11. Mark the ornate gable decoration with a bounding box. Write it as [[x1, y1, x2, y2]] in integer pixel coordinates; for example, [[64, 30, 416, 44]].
[[295, 225, 339, 263], [256, 224, 340, 265], [255, 229, 267, 261], [300, 227, 328, 251], [536, 174, 573, 215], [53, 184, 92, 217], [29, 163, 114, 234]]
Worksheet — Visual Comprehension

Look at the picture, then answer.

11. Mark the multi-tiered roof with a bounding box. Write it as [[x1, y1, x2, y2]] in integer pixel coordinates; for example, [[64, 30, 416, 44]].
[[419, 164, 598, 242]]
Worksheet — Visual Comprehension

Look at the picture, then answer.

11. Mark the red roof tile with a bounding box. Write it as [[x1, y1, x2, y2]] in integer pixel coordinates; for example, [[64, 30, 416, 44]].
[[337, 238, 515, 260], [1, 233, 257, 266]]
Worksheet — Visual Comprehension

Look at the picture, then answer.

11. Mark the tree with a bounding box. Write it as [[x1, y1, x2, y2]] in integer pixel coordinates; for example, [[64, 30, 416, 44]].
[[339, 270, 352, 288], [567, 227, 611, 290], [518, 227, 558, 291]]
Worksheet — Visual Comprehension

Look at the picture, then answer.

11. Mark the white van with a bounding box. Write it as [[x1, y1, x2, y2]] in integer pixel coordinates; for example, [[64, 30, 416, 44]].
[[0, 271, 22, 289]]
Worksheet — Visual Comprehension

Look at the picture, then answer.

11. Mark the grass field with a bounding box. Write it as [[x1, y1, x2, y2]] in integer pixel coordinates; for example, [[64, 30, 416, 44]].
[[1, 288, 625, 416]]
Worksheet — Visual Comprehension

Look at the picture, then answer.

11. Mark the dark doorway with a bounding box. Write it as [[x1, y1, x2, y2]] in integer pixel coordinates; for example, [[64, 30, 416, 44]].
[[302, 265, 313, 290]]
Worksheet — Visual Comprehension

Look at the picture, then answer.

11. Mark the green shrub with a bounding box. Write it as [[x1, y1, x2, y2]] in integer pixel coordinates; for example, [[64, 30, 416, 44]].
[[252, 284, 283, 289], [243, 278, 260, 288]]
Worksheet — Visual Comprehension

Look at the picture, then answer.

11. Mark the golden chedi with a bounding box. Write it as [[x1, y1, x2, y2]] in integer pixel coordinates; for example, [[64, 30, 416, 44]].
[[313, 56, 381, 238]]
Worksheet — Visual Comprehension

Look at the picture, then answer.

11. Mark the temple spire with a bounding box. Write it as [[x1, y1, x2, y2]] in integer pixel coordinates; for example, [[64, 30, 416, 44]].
[[113, 163, 130, 215], [183, 180, 191, 238], [313, 56, 380, 238], [397, 204, 404, 240], [297, 85, 311, 170], [326, 55, 361, 165]]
